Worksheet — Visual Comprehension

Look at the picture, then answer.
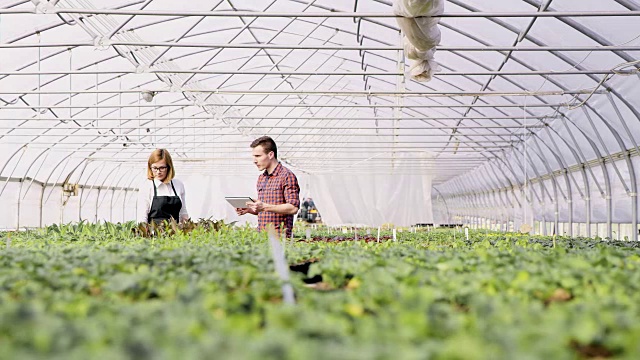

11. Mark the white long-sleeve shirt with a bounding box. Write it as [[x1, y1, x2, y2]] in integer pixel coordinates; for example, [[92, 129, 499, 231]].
[[137, 178, 188, 223]]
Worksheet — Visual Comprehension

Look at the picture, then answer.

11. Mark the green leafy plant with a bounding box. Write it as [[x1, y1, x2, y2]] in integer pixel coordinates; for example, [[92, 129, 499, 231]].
[[1, 227, 639, 359]]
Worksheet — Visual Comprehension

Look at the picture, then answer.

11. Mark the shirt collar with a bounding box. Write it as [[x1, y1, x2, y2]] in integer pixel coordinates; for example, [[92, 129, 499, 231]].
[[153, 178, 169, 186], [263, 162, 282, 177]]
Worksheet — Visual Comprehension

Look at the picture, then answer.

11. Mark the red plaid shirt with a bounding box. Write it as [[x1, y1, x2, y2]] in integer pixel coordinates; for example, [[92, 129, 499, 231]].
[[257, 162, 300, 238]]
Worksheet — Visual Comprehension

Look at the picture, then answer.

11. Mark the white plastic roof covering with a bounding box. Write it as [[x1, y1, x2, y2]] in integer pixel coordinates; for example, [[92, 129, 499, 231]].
[[0, 0, 639, 233]]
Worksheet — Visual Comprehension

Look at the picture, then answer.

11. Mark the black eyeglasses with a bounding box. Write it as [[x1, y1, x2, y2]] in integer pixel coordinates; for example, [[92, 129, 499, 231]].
[[151, 166, 169, 172]]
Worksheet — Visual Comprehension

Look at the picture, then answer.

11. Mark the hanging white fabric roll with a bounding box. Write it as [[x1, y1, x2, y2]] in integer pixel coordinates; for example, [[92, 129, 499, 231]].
[[394, 0, 444, 82]]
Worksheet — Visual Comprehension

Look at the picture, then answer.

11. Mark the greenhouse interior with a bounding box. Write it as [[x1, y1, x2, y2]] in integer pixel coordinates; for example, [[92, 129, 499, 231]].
[[2, 0, 640, 358]]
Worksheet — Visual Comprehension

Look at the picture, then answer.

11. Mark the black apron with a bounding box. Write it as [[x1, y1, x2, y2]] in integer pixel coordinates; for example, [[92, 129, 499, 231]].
[[147, 180, 182, 224]]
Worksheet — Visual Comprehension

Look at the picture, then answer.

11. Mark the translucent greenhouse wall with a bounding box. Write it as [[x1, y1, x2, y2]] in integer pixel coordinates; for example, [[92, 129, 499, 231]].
[[433, 77, 640, 240], [427, 3, 640, 241], [434, 157, 640, 240], [309, 174, 433, 227], [1, 170, 433, 230], [0, 179, 138, 230]]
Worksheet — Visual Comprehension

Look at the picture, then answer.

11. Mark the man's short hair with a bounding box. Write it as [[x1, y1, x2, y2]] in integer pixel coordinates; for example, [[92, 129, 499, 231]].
[[250, 136, 277, 158]]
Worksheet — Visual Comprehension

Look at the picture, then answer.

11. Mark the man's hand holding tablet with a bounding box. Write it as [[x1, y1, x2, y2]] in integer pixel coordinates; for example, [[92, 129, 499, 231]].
[[226, 197, 259, 216], [225, 196, 254, 209]]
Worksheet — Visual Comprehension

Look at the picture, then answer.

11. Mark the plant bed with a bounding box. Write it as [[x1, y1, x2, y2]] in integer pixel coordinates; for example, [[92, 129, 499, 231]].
[[2, 226, 640, 359]]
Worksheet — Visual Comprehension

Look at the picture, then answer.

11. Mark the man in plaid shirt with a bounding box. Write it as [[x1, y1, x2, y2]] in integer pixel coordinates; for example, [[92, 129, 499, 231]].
[[236, 136, 300, 238]]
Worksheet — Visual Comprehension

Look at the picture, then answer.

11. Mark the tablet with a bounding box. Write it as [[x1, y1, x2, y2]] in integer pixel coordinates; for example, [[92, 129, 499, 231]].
[[225, 196, 255, 208]]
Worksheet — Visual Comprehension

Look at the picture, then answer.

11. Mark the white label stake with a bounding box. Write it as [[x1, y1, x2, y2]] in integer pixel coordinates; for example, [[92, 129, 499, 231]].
[[377, 227, 381, 242], [465, 227, 469, 241], [393, 229, 397, 242], [306, 228, 311, 240], [268, 230, 295, 305]]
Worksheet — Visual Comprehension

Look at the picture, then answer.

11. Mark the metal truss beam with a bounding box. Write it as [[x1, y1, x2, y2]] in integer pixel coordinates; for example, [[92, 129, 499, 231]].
[[0, 125, 544, 130], [3, 8, 639, 18], [2, 41, 639, 52], [0, 132, 527, 137], [1, 103, 566, 109], [0, 116, 553, 121], [0, 69, 634, 76], [4, 89, 606, 97]]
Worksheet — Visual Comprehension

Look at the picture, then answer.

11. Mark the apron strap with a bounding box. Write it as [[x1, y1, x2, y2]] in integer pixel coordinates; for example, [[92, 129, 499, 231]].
[[170, 180, 178, 197], [152, 180, 178, 197]]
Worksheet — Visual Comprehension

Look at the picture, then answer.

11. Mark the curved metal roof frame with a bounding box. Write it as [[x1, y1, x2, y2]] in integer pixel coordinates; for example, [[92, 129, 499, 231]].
[[0, 6, 604, 143], [0, 7, 636, 143]]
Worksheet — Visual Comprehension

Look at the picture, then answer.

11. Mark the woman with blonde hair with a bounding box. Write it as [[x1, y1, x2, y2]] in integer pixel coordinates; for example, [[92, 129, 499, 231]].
[[137, 148, 189, 224]]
